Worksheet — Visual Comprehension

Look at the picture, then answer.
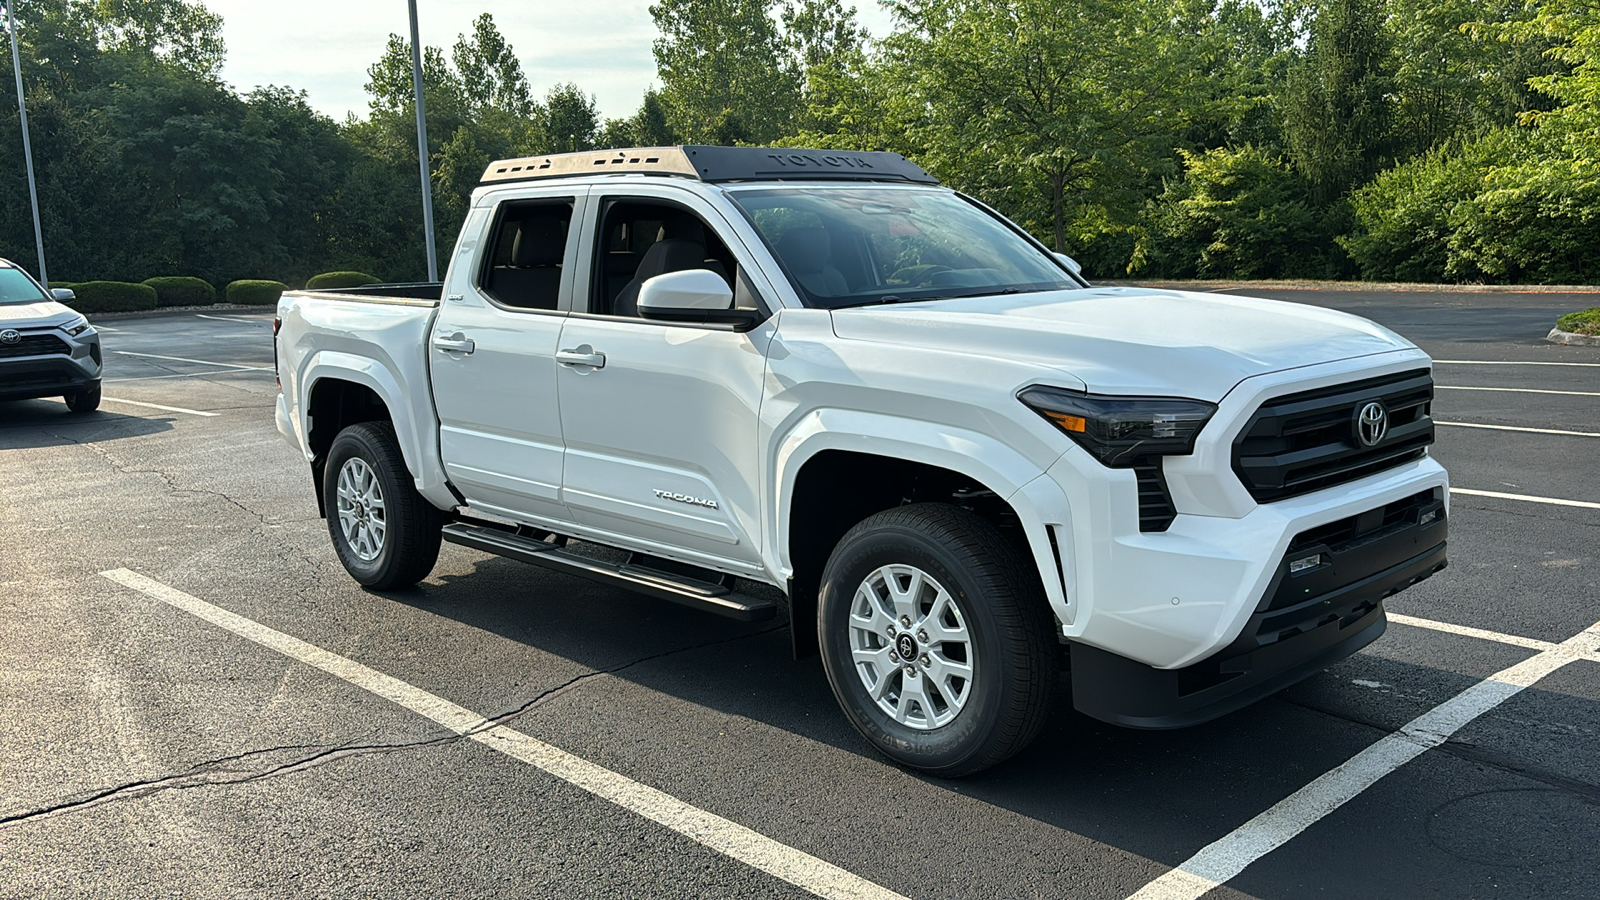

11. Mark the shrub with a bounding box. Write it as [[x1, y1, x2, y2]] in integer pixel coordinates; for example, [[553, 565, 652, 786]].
[[62, 281, 158, 313], [306, 271, 381, 290], [1557, 308, 1600, 336], [142, 276, 217, 308], [1132, 146, 1343, 279], [226, 280, 289, 306]]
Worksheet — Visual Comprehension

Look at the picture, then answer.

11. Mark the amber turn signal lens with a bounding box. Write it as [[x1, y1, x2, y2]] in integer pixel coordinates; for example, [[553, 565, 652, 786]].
[[1044, 411, 1087, 433]]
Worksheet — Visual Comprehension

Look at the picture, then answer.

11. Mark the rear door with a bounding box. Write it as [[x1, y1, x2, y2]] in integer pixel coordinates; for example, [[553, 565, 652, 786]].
[[552, 185, 777, 573], [429, 187, 587, 525]]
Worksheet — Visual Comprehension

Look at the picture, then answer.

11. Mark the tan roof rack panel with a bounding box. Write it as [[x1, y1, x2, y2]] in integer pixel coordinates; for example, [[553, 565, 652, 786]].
[[481, 148, 696, 184]]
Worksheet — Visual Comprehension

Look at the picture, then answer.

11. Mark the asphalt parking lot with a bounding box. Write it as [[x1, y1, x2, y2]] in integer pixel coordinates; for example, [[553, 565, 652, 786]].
[[2, 289, 1597, 899]]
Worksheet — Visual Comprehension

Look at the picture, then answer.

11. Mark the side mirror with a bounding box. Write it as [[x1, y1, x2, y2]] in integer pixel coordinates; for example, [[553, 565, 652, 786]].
[[637, 269, 761, 329], [51, 288, 76, 302], [1054, 252, 1084, 277]]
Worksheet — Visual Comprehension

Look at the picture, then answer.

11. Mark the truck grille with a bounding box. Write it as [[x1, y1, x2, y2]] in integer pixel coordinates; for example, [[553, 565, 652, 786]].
[[0, 333, 71, 359], [1233, 369, 1434, 503]]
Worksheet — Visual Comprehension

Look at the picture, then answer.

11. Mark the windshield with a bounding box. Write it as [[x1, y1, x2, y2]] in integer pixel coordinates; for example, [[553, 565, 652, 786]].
[[0, 267, 50, 306], [728, 186, 1079, 309]]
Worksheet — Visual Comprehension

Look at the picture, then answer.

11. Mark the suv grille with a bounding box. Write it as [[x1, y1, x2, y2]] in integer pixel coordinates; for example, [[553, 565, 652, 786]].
[[1233, 369, 1434, 503], [0, 333, 71, 359]]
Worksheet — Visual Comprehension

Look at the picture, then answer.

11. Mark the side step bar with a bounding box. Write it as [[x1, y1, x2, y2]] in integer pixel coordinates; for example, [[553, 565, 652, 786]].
[[440, 522, 778, 622]]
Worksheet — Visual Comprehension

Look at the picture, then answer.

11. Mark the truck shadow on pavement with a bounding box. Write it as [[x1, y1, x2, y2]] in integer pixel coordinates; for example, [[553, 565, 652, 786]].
[[0, 403, 173, 449], [392, 551, 1600, 879]]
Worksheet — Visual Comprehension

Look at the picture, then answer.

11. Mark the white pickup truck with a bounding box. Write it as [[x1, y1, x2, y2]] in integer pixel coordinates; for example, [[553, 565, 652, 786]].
[[275, 146, 1448, 775]]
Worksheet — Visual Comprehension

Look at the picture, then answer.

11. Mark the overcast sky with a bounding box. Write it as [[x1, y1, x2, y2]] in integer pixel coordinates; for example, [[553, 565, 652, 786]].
[[205, 1, 897, 122]]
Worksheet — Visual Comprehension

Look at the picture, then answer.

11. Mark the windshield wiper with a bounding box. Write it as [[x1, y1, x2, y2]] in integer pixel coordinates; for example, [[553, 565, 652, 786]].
[[836, 294, 947, 308]]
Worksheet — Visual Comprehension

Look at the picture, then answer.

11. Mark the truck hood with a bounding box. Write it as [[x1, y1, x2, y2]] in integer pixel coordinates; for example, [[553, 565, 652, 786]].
[[828, 287, 1417, 400], [1, 299, 78, 328]]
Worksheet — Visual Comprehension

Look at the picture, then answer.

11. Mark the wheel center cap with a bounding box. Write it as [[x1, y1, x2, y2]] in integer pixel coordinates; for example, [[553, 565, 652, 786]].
[[895, 633, 918, 659]]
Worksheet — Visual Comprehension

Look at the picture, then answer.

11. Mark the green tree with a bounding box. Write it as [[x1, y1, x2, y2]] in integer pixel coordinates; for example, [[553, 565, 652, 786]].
[[1282, 0, 1396, 203], [651, 0, 800, 143], [883, 0, 1194, 253]]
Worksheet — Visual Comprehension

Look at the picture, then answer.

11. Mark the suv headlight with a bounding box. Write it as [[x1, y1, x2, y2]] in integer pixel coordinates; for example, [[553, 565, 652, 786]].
[[61, 316, 92, 336], [1019, 386, 1217, 467]]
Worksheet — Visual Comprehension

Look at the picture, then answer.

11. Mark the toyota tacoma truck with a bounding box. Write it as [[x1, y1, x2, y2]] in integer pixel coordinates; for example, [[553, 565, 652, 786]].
[[275, 146, 1448, 775], [1, 258, 102, 413]]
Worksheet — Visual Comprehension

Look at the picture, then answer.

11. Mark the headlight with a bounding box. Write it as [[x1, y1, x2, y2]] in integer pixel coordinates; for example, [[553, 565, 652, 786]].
[[61, 316, 92, 336], [1019, 386, 1217, 467]]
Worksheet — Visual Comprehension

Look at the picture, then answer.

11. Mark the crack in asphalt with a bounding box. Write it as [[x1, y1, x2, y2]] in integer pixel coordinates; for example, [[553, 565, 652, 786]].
[[0, 622, 786, 831], [42, 428, 279, 528]]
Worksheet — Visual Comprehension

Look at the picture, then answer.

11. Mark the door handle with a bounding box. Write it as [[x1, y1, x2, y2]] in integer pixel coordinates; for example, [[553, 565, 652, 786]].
[[433, 334, 475, 354], [556, 348, 606, 369]]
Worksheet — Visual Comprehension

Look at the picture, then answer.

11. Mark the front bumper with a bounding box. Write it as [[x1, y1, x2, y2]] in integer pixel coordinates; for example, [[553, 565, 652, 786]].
[[1069, 488, 1447, 728], [0, 355, 101, 401]]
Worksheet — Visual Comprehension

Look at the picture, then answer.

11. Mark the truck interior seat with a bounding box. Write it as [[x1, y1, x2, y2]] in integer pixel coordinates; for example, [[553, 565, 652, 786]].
[[487, 216, 566, 309], [611, 239, 710, 317], [775, 226, 849, 297]]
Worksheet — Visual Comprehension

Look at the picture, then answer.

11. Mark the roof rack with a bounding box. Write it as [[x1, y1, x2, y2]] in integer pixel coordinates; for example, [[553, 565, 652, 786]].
[[479, 145, 939, 187]]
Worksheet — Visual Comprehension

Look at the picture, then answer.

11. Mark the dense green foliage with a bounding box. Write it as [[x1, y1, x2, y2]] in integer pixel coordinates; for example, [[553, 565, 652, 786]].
[[1, 0, 1596, 284], [1557, 307, 1600, 335], [65, 280, 158, 312], [225, 280, 286, 306], [142, 275, 215, 307], [306, 271, 381, 290]]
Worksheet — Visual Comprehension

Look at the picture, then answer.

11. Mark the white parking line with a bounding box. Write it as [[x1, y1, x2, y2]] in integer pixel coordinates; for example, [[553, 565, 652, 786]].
[[107, 368, 271, 383], [112, 350, 273, 371], [1436, 421, 1600, 438], [1434, 360, 1600, 368], [1388, 613, 1558, 652], [100, 397, 219, 417], [1450, 488, 1600, 510], [195, 314, 271, 324], [98, 569, 907, 900], [1437, 385, 1600, 397], [1127, 619, 1600, 900]]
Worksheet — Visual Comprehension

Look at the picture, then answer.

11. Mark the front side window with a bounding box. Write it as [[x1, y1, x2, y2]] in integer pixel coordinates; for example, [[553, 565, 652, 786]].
[[728, 186, 1079, 308], [0, 267, 49, 306]]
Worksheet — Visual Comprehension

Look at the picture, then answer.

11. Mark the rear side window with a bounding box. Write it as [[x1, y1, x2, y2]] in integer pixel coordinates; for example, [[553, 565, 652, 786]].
[[477, 199, 575, 311]]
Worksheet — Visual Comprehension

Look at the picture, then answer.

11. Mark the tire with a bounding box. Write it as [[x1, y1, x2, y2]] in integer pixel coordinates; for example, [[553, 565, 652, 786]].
[[65, 384, 101, 413], [323, 422, 444, 590], [817, 503, 1057, 777]]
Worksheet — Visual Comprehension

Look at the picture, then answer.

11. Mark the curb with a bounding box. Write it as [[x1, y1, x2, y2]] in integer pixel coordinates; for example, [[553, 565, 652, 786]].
[[87, 304, 276, 322], [1546, 327, 1600, 346]]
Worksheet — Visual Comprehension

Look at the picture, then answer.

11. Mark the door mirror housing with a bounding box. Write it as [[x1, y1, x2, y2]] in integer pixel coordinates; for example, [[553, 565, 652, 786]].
[[51, 288, 76, 302], [637, 269, 760, 329], [1054, 252, 1083, 277]]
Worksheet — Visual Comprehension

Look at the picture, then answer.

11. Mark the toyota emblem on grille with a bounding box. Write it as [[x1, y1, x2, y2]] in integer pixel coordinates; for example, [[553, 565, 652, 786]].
[[1354, 401, 1388, 447], [0, 329, 21, 345]]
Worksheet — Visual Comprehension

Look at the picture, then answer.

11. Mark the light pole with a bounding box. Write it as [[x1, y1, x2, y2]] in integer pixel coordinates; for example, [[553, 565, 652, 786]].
[[4, 0, 49, 287], [407, 0, 438, 282]]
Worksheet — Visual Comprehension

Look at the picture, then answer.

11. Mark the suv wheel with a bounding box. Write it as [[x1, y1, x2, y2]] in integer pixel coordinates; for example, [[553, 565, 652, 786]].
[[64, 384, 101, 413], [817, 503, 1056, 776], [324, 422, 443, 589]]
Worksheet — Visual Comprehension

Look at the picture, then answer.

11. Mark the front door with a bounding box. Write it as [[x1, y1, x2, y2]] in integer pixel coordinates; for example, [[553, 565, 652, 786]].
[[430, 190, 584, 526], [553, 188, 774, 572]]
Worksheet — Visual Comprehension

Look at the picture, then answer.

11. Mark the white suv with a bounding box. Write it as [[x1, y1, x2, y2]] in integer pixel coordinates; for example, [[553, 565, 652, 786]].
[[0, 259, 102, 413]]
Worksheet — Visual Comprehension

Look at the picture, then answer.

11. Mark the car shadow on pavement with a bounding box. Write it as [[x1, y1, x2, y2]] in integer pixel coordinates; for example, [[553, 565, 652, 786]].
[[386, 551, 1600, 880], [0, 402, 174, 449]]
